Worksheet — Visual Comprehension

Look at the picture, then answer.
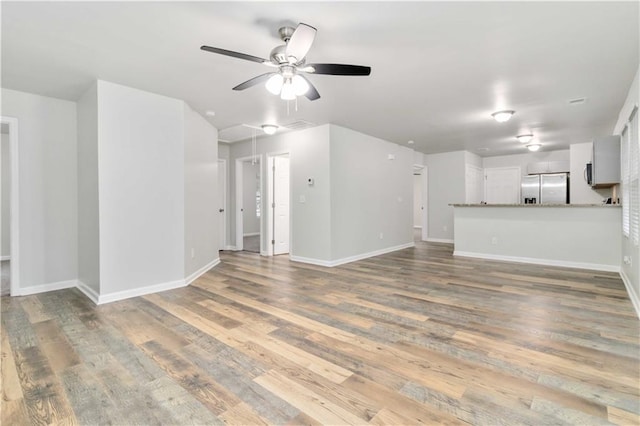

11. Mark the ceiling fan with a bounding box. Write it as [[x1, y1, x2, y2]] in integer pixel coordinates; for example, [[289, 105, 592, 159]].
[[200, 23, 371, 101]]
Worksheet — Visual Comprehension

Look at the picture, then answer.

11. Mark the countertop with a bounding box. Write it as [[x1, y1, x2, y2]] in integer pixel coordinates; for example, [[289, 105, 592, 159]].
[[450, 203, 621, 208]]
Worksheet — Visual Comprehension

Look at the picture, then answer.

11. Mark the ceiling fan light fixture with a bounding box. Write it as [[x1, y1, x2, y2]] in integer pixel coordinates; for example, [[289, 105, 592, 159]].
[[265, 74, 284, 95], [262, 124, 278, 135], [292, 75, 309, 95], [516, 134, 534, 143], [280, 79, 296, 100], [527, 143, 542, 152], [491, 110, 515, 123]]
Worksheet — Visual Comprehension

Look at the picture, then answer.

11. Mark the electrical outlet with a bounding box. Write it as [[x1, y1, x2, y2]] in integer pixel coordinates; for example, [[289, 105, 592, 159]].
[[443, 225, 447, 232], [491, 237, 498, 245], [191, 248, 195, 259], [379, 233, 384, 239], [624, 255, 632, 265]]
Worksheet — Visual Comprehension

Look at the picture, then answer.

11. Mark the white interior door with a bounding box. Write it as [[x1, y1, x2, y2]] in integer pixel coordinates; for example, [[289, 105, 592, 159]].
[[273, 156, 290, 255], [484, 167, 521, 204], [421, 169, 428, 241], [218, 159, 226, 250], [466, 164, 484, 203]]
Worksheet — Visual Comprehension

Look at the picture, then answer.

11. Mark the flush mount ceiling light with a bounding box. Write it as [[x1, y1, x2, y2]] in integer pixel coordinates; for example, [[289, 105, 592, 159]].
[[516, 134, 534, 143], [527, 143, 542, 152], [491, 110, 515, 123], [261, 124, 278, 135]]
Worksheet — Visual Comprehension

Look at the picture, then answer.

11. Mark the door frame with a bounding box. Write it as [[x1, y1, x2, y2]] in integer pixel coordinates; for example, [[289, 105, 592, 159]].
[[1, 116, 19, 296], [413, 164, 428, 241], [235, 155, 263, 253], [218, 159, 227, 250], [266, 150, 291, 256]]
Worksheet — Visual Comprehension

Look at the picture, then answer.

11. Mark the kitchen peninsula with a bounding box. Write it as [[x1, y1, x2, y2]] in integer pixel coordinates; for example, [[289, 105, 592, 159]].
[[452, 204, 621, 272]]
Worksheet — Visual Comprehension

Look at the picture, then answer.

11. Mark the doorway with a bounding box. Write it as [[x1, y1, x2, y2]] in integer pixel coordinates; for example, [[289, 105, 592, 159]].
[[267, 153, 290, 256], [0, 117, 19, 296], [235, 156, 263, 253], [218, 159, 227, 251], [413, 165, 428, 242]]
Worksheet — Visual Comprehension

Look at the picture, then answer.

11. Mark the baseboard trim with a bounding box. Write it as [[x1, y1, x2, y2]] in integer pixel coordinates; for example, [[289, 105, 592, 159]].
[[76, 280, 100, 305], [413, 226, 422, 229], [17, 279, 76, 296], [620, 269, 640, 319], [426, 238, 454, 244], [185, 258, 221, 286], [0, 256, 10, 261], [223, 245, 238, 251], [453, 250, 620, 273], [291, 242, 415, 268], [243, 232, 260, 237], [97, 279, 187, 305]]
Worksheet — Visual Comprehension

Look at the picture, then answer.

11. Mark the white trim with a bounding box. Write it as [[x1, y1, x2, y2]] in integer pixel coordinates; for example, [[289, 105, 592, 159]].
[[17, 279, 76, 296], [291, 242, 415, 268], [413, 226, 422, 229], [185, 258, 220, 286], [260, 250, 268, 256], [1, 117, 19, 296], [453, 250, 620, 273], [223, 245, 238, 251], [426, 238, 454, 244], [76, 280, 100, 305], [243, 232, 260, 237], [0, 256, 10, 261], [96, 279, 187, 305], [620, 269, 640, 319]]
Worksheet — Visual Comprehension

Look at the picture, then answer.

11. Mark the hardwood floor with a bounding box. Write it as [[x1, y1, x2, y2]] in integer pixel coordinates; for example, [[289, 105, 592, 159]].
[[2, 242, 639, 425]]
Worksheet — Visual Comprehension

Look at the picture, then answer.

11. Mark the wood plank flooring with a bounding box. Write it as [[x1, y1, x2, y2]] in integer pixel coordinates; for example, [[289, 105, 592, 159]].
[[2, 242, 639, 425]]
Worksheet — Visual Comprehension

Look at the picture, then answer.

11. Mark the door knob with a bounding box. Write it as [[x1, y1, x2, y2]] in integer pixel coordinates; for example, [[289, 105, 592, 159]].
[[219, 208, 224, 213]]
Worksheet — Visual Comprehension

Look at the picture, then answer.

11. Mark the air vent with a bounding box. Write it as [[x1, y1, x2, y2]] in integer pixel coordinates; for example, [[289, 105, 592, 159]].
[[568, 97, 587, 105], [282, 119, 316, 131]]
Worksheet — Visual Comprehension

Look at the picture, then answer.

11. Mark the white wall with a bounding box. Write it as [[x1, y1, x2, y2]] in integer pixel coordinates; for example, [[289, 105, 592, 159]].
[[482, 149, 569, 177], [569, 142, 612, 204], [1, 133, 10, 258], [242, 161, 260, 235], [1, 88, 78, 290], [184, 103, 218, 280], [77, 82, 100, 294], [454, 206, 621, 271], [413, 174, 422, 228], [424, 150, 466, 242], [614, 66, 639, 316], [218, 143, 230, 160], [97, 80, 184, 295], [329, 125, 413, 261]]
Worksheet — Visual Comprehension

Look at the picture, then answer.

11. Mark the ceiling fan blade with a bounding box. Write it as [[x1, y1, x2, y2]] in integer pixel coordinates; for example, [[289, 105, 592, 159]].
[[304, 63, 371, 76], [299, 75, 320, 101], [286, 23, 317, 63], [232, 73, 276, 91], [201, 45, 268, 64]]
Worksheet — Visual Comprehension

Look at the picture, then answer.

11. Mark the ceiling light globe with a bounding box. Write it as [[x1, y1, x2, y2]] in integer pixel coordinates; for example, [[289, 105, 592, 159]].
[[265, 74, 284, 95], [491, 110, 515, 123], [527, 143, 541, 152], [262, 124, 278, 135], [292, 75, 309, 96], [280, 79, 296, 100], [516, 134, 534, 143]]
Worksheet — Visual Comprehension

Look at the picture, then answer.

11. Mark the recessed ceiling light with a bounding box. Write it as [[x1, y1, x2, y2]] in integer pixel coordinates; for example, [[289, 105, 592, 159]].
[[527, 143, 541, 152], [407, 140, 414, 144], [516, 134, 534, 143], [477, 147, 490, 152], [491, 110, 515, 123], [261, 124, 278, 135], [205, 111, 216, 117]]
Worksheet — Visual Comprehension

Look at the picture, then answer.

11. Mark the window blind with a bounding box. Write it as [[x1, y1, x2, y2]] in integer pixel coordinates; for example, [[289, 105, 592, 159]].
[[630, 106, 639, 246], [622, 125, 630, 236]]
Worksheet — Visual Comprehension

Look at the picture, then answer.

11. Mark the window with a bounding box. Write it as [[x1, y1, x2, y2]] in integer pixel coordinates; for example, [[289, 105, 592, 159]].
[[622, 125, 630, 236], [630, 107, 639, 245]]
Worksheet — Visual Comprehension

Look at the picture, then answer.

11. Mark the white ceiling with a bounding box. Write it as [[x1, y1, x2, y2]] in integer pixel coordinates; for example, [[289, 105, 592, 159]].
[[2, 2, 638, 156]]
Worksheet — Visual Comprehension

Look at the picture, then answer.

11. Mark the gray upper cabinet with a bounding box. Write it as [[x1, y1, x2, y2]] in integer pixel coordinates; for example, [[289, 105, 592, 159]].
[[591, 135, 620, 188]]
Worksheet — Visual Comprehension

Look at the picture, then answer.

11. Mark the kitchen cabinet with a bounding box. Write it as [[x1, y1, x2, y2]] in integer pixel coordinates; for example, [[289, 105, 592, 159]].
[[526, 160, 569, 175], [591, 135, 620, 188]]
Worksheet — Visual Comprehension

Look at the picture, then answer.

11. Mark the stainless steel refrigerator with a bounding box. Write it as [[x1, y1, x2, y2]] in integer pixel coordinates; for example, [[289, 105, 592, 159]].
[[521, 173, 569, 204]]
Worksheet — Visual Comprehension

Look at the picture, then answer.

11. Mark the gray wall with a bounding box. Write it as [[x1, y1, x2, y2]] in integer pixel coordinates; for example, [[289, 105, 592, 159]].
[[77, 82, 100, 294], [329, 125, 413, 260], [425, 150, 466, 241], [1, 88, 78, 289], [97, 80, 184, 295], [242, 161, 260, 235], [1, 133, 10, 258], [184, 103, 219, 279]]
